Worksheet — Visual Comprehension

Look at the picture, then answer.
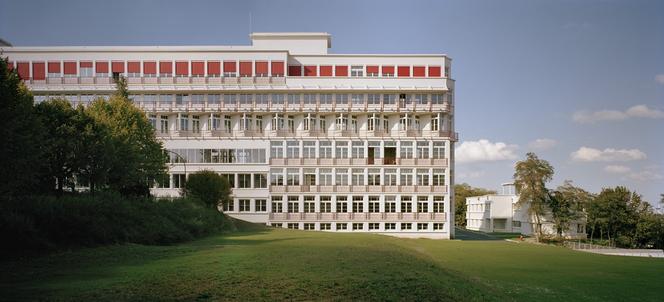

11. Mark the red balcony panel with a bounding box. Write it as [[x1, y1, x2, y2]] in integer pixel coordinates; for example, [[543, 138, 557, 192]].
[[159, 61, 172, 74], [271, 61, 284, 76], [288, 65, 302, 76], [48, 62, 60, 73], [207, 61, 221, 75], [366, 65, 378, 74], [255, 61, 268, 75], [320, 65, 332, 76], [79, 61, 93, 68], [335, 65, 348, 76], [398, 66, 410, 77], [127, 61, 140, 73], [413, 66, 425, 77], [96, 61, 108, 73], [428, 66, 441, 77], [304, 65, 317, 76], [223, 61, 236, 72], [175, 61, 188, 75], [17, 63, 29, 80], [143, 61, 156, 74], [111, 61, 124, 73], [32, 62, 45, 80], [239, 61, 252, 76], [382, 65, 394, 76], [64, 62, 77, 75]]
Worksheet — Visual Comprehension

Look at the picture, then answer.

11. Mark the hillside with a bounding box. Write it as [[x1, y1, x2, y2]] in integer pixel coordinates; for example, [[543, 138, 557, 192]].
[[1, 227, 662, 301]]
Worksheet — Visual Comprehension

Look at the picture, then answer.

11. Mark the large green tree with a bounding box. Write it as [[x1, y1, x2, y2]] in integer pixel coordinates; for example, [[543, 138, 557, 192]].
[[548, 180, 590, 238], [454, 183, 496, 226], [587, 186, 649, 247], [182, 170, 232, 211], [34, 98, 80, 194], [513, 152, 554, 240], [0, 58, 44, 197], [85, 77, 167, 196]]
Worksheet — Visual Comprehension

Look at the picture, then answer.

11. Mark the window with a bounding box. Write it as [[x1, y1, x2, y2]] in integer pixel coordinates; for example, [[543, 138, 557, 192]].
[[368, 196, 380, 213], [431, 94, 444, 104], [369, 223, 380, 230], [577, 224, 585, 233], [351, 141, 364, 158], [286, 141, 299, 158], [417, 141, 429, 159], [270, 142, 284, 159], [351, 169, 364, 186], [335, 168, 349, 186], [238, 174, 251, 188], [303, 94, 316, 105], [400, 141, 414, 159], [432, 113, 441, 131], [433, 223, 444, 230], [400, 169, 413, 186], [239, 94, 253, 106], [385, 196, 396, 213], [401, 223, 412, 230], [352, 196, 364, 213], [335, 141, 349, 158], [365, 168, 381, 187], [513, 220, 522, 228], [178, 114, 189, 131], [433, 141, 445, 159], [352, 223, 364, 230], [350, 66, 364, 77], [320, 196, 332, 213], [272, 94, 284, 105], [433, 196, 445, 213], [254, 174, 268, 188], [417, 196, 429, 212], [287, 196, 299, 213], [320, 223, 331, 230], [224, 94, 237, 107], [223, 200, 234, 212], [385, 169, 397, 186], [401, 196, 412, 212], [287, 94, 301, 107], [351, 94, 364, 106], [304, 196, 315, 213], [385, 223, 396, 230], [433, 169, 445, 186], [191, 115, 201, 133], [255, 94, 269, 106], [320, 94, 333, 105], [172, 174, 186, 189], [239, 199, 251, 212], [320, 169, 333, 186], [335, 114, 348, 131], [336, 196, 348, 212], [367, 94, 381, 105], [303, 141, 316, 158], [286, 168, 300, 186], [271, 196, 283, 212], [319, 141, 332, 158], [417, 223, 429, 231], [335, 94, 349, 106], [224, 115, 232, 132], [304, 169, 316, 186], [287, 223, 299, 229], [336, 223, 348, 230], [303, 223, 315, 230], [417, 169, 430, 186], [287, 115, 295, 132], [383, 94, 396, 105]]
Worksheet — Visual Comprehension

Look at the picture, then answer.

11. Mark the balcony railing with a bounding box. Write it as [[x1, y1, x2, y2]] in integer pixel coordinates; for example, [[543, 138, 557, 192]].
[[268, 212, 447, 222], [269, 185, 448, 193]]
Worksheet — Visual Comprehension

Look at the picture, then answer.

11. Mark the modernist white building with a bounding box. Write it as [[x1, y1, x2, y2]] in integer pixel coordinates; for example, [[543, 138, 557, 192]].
[[466, 183, 586, 239], [2, 32, 457, 239]]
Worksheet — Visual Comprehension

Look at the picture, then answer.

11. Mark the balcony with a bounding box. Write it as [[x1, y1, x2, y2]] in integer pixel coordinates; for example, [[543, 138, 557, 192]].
[[268, 211, 447, 222]]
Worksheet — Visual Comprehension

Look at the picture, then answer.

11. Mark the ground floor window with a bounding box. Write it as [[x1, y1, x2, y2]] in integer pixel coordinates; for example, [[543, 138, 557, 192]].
[[417, 223, 429, 231], [433, 223, 444, 230], [368, 223, 380, 230], [336, 223, 348, 230], [304, 223, 315, 230], [320, 223, 331, 230], [385, 223, 396, 230], [223, 200, 234, 212], [352, 223, 364, 230], [255, 199, 267, 212], [271, 223, 282, 228], [239, 199, 250, 212], [512, 220, 521, 228], [401, 223, 412, 230], [287, 223, 299, 229]]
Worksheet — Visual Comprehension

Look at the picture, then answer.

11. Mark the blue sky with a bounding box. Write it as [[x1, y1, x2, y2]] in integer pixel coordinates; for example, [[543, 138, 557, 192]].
[[2, 0, 663, 206]]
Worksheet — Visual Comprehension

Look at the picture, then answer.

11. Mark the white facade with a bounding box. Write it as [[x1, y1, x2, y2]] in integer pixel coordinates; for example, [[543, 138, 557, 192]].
[[465, 183, 586, 239], [2, 32, 457, 239]]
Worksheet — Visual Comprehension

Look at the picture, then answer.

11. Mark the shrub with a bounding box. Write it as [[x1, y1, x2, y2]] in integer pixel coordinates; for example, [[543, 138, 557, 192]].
[[182, 170, 231, 211], [0, 192, 227, 258]]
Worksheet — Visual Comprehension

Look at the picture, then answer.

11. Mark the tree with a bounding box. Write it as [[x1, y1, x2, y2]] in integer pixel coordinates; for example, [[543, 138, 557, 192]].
[[182, 170, 232, 211], [72, 106, 115, 194], [454, 183, 496, 226], [34, 98, 79, 194], [0, 58, 44, 197], [85, 77, 167, 196], [548, 180, 590, 238], [513, 152, 554, 241]]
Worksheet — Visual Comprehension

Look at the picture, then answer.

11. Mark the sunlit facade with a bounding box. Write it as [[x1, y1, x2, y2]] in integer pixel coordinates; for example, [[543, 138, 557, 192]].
[[3, 32, 457, 239]]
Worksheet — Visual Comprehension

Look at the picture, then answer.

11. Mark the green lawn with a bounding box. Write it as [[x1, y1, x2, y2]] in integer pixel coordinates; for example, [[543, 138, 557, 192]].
[[1, 227, 663, 301]]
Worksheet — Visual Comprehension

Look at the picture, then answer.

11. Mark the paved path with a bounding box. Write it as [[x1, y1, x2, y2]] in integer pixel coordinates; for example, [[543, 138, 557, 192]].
[[454, 227, 503, 241]]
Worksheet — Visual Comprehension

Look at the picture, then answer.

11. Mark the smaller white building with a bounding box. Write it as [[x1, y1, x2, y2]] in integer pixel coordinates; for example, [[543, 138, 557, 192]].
[[465, 183, 586, 239]]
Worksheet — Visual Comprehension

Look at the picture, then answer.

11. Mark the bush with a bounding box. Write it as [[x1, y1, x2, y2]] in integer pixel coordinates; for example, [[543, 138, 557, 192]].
[[182, 170, 231, 210], [0, 192, 227, 258]]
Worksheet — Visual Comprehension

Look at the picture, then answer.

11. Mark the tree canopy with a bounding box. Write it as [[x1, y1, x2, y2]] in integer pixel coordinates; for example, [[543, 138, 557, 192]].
[[182, 170, 232, 211], [513, 152, 554, 240]]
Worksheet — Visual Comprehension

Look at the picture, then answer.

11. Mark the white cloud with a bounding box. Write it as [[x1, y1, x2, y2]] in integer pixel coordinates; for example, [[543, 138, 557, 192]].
[[656, 74, 664, 85], [456, 139, 518, 163], [572, 105, 664, 123], [604, 165, 631, 174], [627, 170, 663, 182], [528, 138, 557, 151], [570, 147, 647, 162]]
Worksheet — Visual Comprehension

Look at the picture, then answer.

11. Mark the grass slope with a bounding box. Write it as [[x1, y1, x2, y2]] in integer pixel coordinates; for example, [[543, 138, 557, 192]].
[[1, 227, 663, 301]]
